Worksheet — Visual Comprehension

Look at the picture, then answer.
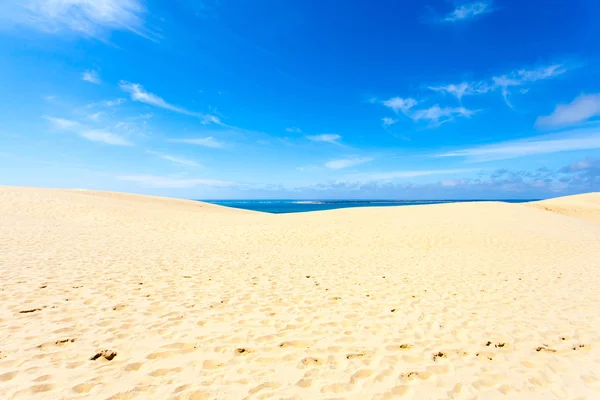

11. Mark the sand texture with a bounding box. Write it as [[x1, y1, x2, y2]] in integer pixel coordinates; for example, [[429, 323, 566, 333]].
[[1, 187, 600, 399]]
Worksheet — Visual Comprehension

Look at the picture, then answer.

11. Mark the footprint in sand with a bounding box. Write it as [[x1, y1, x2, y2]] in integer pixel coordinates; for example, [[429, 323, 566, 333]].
[[300, 357, 324, 366], [149, 367, 183, 377], [19, 308, 42, 314], [0, 371, 18, 382], [90, 350, 117, 361], [72, 383, 96, 394], [124, 363, 143, 371]]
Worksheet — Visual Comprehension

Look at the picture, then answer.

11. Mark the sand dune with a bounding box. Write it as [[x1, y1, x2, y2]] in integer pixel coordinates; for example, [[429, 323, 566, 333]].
[[1, 186, 599, 399], [527, 192, 600, 224]]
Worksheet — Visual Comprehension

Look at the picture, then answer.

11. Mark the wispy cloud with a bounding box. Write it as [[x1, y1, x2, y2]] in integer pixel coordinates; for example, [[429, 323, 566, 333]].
[[492, 64, 568, 108], [412, 105, 477, 126], [381, 96, 476, 126], [117, 174, 234, 188], [382, 97, 417, 114], [1, 0, 157, 40], [120, 81, 219, 123], [325, 157, 373, 169], [45, 116, 132, 146], [82, 70, 100, 84], [351, 168, 474, 182], [382, 117, 398, 126], [435, 126, 600, 161], [147, 151, 199, 167], [88, 111, 104, 120], [307, 134, 343, 145], [428, 81, 491, 101], [286, 127, 302, 133], [536, 94, 600, 128], [443, 1, 492, 22], [85, 98, 126, 109], [170, 137, 226, 148], [426, 64, 568, 108], [104, 98, 126, 107], [79, 130, 132, 146], [44, 116, 80, 130]]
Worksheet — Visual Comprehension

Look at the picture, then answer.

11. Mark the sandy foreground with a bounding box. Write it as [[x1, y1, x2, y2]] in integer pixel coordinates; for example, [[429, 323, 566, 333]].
[[1, 187, 599, 400]]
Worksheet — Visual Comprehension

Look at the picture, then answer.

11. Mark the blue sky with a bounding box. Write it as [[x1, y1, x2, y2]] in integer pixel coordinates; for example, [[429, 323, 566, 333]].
[[1, 0, 599, 199]]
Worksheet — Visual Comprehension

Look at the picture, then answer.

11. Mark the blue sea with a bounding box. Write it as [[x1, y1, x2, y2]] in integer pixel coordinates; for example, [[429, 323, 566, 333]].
[[202, 199, 536, 214]]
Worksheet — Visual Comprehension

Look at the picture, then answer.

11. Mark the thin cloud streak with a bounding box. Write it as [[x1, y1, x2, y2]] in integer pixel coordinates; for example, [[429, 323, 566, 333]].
[[435, 126, 600, 161], [325, 157, 373, 169], [1, 0, 158, 41], [117, 174, 235, 188], [412, 105, 477, 126], [119, 81, 219, 123], [147, 151, 199, 167], [44, 116, 80, 130], [492, 64, 568, 108], [44, 116, 132, 146], [381, 95, 477, 126], [307, 134, 343, 145], [170, 137, 226, 148], [443, 1, 492, 22], [428, 81, 492, 101], [349, 168, 475, 182], [79, 130, 132, 146], [536, 94, 600, 128]]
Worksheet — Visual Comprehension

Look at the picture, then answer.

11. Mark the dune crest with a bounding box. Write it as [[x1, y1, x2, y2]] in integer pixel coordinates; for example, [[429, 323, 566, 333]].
[[1, 186, 599, 399], [526, 192, 600, 224]]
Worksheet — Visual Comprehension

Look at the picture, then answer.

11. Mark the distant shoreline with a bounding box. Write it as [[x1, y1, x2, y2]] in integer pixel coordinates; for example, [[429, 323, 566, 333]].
[[202, 199, 539, 214]]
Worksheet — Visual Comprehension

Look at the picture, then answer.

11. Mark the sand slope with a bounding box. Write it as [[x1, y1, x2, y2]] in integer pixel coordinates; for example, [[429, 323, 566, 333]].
[[527, 192, 600, 225], [1, 186, 599, 399]]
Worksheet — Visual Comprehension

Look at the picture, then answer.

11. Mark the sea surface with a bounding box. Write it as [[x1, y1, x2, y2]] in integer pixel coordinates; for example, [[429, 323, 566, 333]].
[[202, 199, 536, 214]]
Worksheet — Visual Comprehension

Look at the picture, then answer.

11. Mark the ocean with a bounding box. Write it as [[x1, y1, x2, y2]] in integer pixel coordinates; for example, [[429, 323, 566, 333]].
[[202, 199, 536, 214]]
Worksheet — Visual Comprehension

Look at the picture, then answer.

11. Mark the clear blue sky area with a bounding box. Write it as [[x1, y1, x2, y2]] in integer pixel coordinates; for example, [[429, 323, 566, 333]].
[[1, 0, 599, 199]]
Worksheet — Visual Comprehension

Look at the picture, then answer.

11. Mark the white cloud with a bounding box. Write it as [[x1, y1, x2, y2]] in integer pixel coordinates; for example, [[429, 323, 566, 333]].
[[428, 81, 491, 101], [88, 111, 104, 120], [325, 157, 373, 169], [44, 115, 131, 145], [382, 117, 398, 126], [441, 179, 467, 187], [382, 97, 417, 114], [536, 94, 600, 128], [79, 130, 132, 146], [286, 127, 302, 133], [147, 151, 199, 167], [104, 98, 126, 107], [44, 116, 80, 130], [117, 174, 234, 188], [444, 1, 492, 22], [411, 105, 477, 125], [85, 98, 126, 109], [1, 0, 155, 40], [82, 70, 100, 84], [352, 168, 473, 182], [120, 81, 219, 122], [380, 95, 476, 126], [492, 64, 567, 108], [170, 137, 225, 148], [307, 134, 342, 145], [435, 126, 600, 161]]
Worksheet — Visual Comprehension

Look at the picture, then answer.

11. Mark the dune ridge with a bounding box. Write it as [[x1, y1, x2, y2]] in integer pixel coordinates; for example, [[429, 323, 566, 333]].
[[526, 192, 600, 224], [1, 186, 599, 399]]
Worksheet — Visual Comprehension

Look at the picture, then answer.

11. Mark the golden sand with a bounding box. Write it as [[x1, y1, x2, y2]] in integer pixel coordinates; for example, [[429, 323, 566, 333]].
[[1, 186, 599, 399]]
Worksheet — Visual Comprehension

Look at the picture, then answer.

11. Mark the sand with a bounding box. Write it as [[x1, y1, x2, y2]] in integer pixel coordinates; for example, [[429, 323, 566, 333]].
[[1, 186, 599, 400], [527, 192, 600, 225]]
